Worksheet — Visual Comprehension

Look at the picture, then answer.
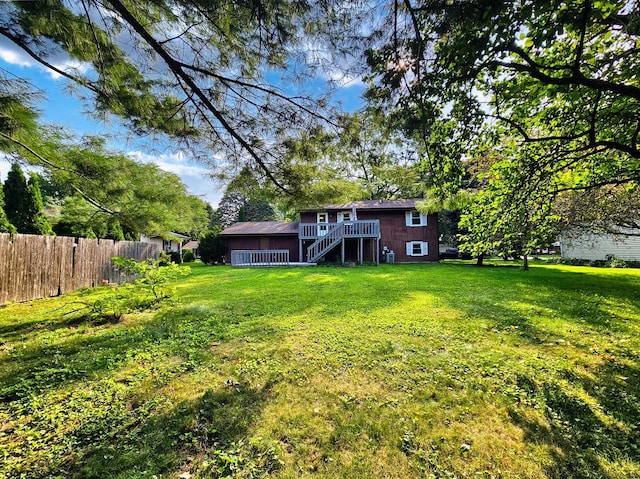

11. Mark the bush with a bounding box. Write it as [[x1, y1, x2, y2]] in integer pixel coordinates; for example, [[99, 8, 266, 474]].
[[608, 257, 628, 268], [158, 251, 172, 266], [68, 257, 190, 322], [546, 257, 638, 268], [182, 248, 196, 263], [170, 250, 182, 264], [199, 230, 227, 264]]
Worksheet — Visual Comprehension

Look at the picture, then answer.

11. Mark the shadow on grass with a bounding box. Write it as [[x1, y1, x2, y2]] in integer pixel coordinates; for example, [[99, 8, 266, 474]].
[[1, 303, 286, 478], [509, 359, 640, 478], [58, 381, 276, 478], [436, 263, 639, 341], [431, 264, 640, 477], [0, 303, 281, 401]]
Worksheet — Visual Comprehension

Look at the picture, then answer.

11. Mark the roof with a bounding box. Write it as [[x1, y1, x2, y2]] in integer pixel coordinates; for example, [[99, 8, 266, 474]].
[[300, 199, 421, 212], [183, 240, 200, 249], [142, 232, 190, 241], [220, 221, 299, 236]]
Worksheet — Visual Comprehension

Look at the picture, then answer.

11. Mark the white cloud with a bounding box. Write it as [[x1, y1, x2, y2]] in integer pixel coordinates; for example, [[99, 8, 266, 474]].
[[0, 36, 91, 80], [127, 150, 223, 206], [0, 45, 33, 68], [323, 68, 365, 87], [301, 41, 365, 87]]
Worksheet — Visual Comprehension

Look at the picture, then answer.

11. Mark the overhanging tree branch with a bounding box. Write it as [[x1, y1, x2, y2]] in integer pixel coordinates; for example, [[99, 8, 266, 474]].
[[105, 0, 291, 193], [0, 131, 118, 216], [491, 44, 640, 101]]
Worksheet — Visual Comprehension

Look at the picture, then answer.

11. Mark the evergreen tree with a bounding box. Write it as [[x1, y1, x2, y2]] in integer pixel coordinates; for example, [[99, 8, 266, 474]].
[[211, 192, 244, 228], [25, 174, 53, 235], [198, 228, 227, 265], [0, 183, 16, 234], [3, 163, 30, 232], [107, 218, 125, 241]]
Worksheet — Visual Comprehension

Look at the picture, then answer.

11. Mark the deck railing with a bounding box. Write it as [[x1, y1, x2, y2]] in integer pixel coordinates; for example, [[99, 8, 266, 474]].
[[299, 220, 380, 239], [306, 223, 345, 262], [230, 249, 289, 267]]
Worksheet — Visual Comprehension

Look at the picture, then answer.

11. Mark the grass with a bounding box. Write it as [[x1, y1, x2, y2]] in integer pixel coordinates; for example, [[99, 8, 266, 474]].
[[1, 261, 639, 478]]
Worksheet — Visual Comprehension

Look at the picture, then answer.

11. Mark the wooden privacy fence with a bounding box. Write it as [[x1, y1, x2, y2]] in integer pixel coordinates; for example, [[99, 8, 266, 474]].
[[0, 233, 160, 304]]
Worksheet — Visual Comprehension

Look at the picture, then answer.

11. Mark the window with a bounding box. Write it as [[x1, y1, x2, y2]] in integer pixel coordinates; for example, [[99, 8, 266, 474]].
[[406, 241, 428, 256], [405, 210, 427, 226], [337, 211, 351, 222], [317, 212, 328, 236]]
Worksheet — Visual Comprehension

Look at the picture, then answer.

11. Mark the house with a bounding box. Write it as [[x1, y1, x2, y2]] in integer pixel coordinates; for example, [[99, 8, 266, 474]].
[[140, 232, 190, 254], [183, 240, 200, 258], [220, 199, 439, 266], [559, 228, 640, 261]]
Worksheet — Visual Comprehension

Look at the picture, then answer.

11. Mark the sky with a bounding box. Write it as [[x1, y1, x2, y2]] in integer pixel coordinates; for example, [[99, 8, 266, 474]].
[[0, 30, 365, 207]]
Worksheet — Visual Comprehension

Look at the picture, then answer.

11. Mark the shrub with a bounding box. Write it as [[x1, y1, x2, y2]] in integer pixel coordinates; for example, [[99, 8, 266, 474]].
[[67, 257, 190, 322], [112, 256, 189, 306], [182, 248, 196, 263], [199, 229, 227, 264], [607, 257, 628, 268], [170, 250, 182, 264], [546, 257, 638, 268], [158, 251, 172, 266]]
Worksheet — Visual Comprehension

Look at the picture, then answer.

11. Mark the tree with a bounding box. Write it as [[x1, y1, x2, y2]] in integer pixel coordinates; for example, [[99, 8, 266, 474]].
[[262, 111, 423, 212], [54, 195, 124, 239], [554, 184, 640, 235], [364, 0, 640, 227], [1, 0, 342, 192], [198, 228, 227, 265], [330, 112, 423, 200], [239, 200, 277, 223], [0, 183, 16, 234], [4, 163, 31, 232], [457, 147, 560, 270], [3, 165, 54, 235], [25, 174, 53, 235], [180, 196, 212, 240], [211, 191, 245, 229], [42, 139, 210, 237]]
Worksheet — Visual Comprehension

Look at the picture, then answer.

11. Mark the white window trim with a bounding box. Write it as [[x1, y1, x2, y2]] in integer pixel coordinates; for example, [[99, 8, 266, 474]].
[[317, 212, 328, 236], [337, 211, 352, 222], [406, 241, 428, 257], [405, 210, 428, 227]]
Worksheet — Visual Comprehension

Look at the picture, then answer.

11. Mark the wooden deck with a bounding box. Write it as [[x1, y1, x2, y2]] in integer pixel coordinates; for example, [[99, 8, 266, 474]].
[[230, 221, 382, 267], [300, 221, 381, 264], [230, 249, 316, 267], [298, 220, 380, 240]]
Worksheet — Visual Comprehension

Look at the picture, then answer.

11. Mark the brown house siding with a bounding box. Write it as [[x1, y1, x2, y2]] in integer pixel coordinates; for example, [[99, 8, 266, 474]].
[[300, 209, 438, 262], [223, 235, 300, 263], [377, 211, 438, 262]]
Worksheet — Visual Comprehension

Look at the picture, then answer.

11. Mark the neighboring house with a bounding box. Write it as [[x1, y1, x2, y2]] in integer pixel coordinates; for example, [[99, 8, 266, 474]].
[[559, 228, 640, 261], [220, 199, 439, 266], [140, 232, 190, 254], [183, 240, 200, 258]]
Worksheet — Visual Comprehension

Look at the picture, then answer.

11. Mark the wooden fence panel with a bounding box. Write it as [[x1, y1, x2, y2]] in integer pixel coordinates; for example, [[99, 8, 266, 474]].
[[0, 234, 9, 304], [0, 233, 160, 304], [57, 236, 75, 295]]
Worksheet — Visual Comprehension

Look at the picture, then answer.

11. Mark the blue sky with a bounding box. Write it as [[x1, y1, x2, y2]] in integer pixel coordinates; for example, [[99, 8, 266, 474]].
[[0, 38, 365, 207]]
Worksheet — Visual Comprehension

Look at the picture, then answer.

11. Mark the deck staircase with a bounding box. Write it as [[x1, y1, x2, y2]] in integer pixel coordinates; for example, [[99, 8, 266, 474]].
[[306, 223, 345, 262]]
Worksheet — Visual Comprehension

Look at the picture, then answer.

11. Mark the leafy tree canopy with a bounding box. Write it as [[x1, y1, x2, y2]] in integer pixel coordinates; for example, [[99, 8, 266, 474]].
[[0, 183, 16, 234], [3, 162, 31, 232], [0, 0, 346, 192], [365, 0, 640, 235]]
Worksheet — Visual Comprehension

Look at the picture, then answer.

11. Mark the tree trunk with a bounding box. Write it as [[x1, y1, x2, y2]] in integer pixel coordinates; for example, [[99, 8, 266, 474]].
[[522, 254, 529, 271], [476, 254, 485, 266]]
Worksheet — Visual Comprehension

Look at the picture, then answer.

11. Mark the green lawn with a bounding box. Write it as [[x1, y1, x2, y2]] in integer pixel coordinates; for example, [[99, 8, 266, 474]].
[[1, 262, 639, 478]]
